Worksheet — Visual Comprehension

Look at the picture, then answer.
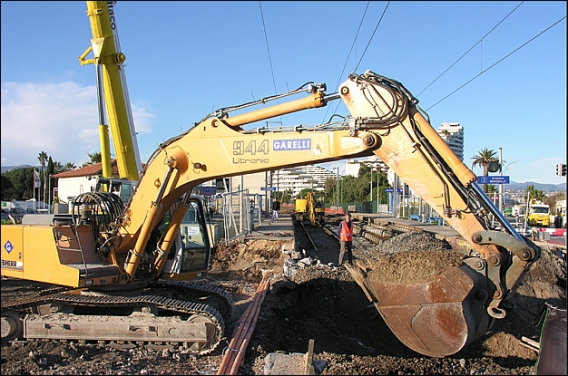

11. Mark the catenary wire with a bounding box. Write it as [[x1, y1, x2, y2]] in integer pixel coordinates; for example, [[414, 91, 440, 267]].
[[416, 1, 525, 97], [321, 1, 371, 124], [426, 16, 566, 111], [327, 2, 390, 121], [353, 1, 390, 73], [259, 1, 278, 99]]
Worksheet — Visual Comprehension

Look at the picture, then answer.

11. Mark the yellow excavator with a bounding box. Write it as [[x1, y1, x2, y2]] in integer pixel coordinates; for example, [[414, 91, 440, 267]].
[[295, 191, 325, 224], [1, 3, 540, 359]]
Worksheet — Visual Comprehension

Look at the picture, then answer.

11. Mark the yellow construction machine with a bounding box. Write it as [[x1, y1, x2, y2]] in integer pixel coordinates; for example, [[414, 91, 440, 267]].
[[1, 3, 540, 359], [295, 191, 325, 224]]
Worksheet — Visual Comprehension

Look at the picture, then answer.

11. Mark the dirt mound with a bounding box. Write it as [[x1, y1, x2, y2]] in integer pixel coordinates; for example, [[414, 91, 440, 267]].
[[378, 231, 454, 254], [366, 250, 467, 283]]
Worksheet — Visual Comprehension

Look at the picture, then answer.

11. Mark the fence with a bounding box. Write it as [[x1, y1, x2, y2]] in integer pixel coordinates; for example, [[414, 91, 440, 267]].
[[220, 190, 263, 244]]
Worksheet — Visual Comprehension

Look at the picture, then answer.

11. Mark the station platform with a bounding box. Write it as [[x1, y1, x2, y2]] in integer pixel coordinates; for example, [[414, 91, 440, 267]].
[[245, 214, 295, 241]]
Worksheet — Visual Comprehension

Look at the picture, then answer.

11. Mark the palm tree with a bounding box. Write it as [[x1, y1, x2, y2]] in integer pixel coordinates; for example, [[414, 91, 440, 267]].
[[471, 148, 499, 193], [63, 162, 77, 171], [82, 152, 102, 167], [53, 161, 64, 173], [37, 151, 48, 205]]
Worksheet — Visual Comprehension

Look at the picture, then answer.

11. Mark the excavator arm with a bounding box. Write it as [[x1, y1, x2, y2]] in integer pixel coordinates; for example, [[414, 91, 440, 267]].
[[340, 72, 539, 356], [105, 71, 539, 357]]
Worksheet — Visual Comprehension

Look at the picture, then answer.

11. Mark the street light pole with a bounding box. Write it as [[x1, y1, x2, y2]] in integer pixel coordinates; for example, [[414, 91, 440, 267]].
[[499, 148, 503, 214], [335, 167, 339, 210], [376, 168, 380, 213], [370, 173, 373, 213]]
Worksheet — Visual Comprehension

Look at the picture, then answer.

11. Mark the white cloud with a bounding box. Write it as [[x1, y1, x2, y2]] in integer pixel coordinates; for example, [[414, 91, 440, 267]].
[[1, 81, 153, 167]]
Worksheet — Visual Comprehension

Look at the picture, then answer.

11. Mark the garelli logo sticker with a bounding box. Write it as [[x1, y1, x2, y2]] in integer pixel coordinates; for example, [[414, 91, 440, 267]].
[[273, 139, 311, 151], [4, 240, 13, 254]]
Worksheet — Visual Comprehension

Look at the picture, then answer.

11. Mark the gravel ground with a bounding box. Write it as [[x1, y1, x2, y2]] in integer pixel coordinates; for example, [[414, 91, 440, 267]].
[[1, 214, 566, 375]]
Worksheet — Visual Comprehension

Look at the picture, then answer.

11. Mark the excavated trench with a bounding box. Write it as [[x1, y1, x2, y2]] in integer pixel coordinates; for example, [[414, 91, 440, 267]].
[[250, 272, 417, 357]]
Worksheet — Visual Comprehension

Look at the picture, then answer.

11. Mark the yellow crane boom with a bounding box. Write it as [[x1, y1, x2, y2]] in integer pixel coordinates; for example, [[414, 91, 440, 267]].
[[78, 1, 141, 181]]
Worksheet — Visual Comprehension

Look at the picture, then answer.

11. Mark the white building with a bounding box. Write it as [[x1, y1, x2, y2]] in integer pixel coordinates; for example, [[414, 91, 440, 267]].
[[273, 165, 335, 196], [344, 156, 389, 178], [52, 162, 115, 203], [436, 122, 464, 162]]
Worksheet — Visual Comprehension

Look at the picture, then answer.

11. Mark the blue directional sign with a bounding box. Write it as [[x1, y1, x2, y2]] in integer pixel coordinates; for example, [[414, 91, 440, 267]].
[[477, 176, 510, 185], [199, 186, 217, 196], [261, 187, 276, 191], [384, 188, 403, 193]]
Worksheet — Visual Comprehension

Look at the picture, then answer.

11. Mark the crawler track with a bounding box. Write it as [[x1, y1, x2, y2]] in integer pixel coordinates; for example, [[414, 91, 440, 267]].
[[1, 280, 234, 355]]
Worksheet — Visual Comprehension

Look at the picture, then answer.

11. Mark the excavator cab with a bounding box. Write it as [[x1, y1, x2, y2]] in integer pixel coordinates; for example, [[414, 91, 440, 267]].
[[95, 177, 135, 204], [161, 198, 212, 278]]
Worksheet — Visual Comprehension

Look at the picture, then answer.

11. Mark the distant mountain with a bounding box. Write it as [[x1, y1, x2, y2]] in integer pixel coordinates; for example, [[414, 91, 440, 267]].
[[1, 165, 39, 173], [507, 181, 566, 192]]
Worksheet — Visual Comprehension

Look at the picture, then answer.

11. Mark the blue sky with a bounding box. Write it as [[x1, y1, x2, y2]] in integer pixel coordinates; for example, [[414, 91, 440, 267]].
[[1, 1, 566, 184]]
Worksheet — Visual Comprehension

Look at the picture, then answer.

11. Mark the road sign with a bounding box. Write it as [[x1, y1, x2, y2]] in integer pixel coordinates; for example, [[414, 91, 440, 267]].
[[384, 188, 403, 193], [477, 176, 510, 185], [261, 187, 276, 191], [199, 186, 217, 196]]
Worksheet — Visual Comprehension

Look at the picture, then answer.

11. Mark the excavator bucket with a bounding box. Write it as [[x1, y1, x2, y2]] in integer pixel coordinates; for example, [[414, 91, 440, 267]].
[[347, 254, 492, 357]]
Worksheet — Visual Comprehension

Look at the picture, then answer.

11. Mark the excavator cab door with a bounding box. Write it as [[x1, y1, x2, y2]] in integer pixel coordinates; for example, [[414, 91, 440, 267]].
[[160, 198, 212, 278]]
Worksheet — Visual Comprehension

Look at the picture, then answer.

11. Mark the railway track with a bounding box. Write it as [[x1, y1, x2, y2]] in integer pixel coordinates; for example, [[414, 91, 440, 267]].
[[294, 214, 435, 265]]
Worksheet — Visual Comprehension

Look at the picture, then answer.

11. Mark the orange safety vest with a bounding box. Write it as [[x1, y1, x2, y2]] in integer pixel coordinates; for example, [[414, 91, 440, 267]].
[[339, 221, 353, 242]]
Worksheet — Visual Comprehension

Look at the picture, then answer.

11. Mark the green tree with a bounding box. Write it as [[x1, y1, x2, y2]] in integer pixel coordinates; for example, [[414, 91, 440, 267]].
[[38, 151, 48, 203], [276, 189, 293, 204], [0, 175, 14, 201], [526, 185, 546, 203], [52, 160, 64, 173], [63, 162, 77, 171], [1, 168, 35, 200], [83, 152, 102, 167], [324, 176, 339, 205], [375, 171, 389, 205], [46, 156, 54, 176], [358, 163, 371, 178], [297, 188, 313, 200], [471, 148, 499, 193]]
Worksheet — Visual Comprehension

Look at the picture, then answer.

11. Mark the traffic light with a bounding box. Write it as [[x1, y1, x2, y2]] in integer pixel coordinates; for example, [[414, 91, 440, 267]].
[[488, 161, 501, 173], [556, 163, 566, 177]]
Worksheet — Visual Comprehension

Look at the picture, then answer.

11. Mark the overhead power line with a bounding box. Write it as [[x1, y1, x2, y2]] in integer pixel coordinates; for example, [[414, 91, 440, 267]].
[[334, 1, 371, 91], [353, 1, 390, 73], [417, 1, 525, 97], [326, 1, 390, 122], [426, 16, 566, 111], [323, 2, 371, 123], [259, 1, 278, 96]]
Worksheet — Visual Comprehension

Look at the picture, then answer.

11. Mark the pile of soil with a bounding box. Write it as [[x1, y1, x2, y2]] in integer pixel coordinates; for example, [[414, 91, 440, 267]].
[[1, 216, 565, 375]]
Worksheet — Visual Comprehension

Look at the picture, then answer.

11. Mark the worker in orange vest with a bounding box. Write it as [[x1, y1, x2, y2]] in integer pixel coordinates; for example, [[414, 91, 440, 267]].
[[337, 212, 353, 266]]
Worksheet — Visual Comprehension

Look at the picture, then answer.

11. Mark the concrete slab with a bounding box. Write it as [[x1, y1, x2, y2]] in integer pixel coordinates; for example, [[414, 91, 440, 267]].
[[263, 353, 306, 375]]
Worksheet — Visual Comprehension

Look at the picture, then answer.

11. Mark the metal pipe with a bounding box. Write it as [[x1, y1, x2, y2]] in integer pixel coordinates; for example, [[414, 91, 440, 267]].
[[498, 148, 503, 214], [471, 182, 524, 242]]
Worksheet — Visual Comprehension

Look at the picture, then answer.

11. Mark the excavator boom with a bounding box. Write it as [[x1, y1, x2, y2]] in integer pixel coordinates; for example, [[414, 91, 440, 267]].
[[1, 70, 539, 357], [105, 71, 538, 356]]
